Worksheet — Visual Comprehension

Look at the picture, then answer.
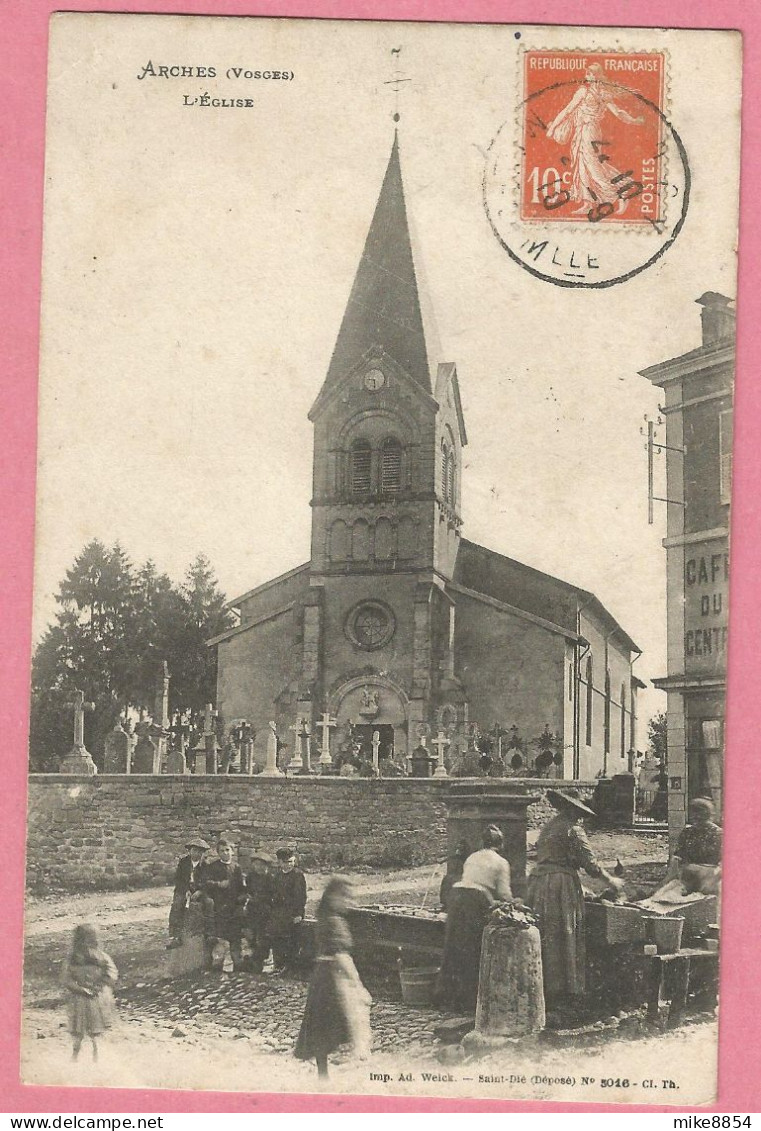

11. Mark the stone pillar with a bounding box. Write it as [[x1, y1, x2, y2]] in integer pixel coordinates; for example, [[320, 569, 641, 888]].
[[261, 721, 283, 777], [445, 786, 539, 899], [203, 703, 218, 775], [153, 662, 171, 773]]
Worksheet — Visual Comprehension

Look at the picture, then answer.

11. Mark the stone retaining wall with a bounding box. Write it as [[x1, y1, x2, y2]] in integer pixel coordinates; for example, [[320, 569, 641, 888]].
[[26, 775, 596, 892]]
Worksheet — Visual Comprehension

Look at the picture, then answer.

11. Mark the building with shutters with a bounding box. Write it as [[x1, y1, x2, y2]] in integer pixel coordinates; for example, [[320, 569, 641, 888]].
[[641, 293, 734, 837], [209, 135, 641, 776]]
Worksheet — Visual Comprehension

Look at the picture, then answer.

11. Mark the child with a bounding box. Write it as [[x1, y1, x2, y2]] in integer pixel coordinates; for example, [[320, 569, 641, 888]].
[[242, 852, 274, 974], [61, 924, 118, 1061], [269, 847, 307, 973], [294, 876, 371, 1079], [167, 835, 210, 948], [202, 835, 245, 970]]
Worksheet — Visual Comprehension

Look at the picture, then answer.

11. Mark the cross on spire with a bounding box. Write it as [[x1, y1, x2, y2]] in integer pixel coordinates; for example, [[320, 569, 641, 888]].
[[384, 46, 410, 123]]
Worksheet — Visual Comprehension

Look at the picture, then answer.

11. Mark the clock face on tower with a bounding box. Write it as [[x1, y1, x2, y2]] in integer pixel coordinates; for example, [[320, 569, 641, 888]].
[[363, 368, 386, 391]]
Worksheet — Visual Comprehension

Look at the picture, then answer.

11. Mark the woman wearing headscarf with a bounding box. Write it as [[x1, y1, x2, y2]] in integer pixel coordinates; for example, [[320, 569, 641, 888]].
[[671, 797, 722, 894], [294, 876, 371, 1079], [436, 824, 513, 1012], [527, 790, 622, 1009]]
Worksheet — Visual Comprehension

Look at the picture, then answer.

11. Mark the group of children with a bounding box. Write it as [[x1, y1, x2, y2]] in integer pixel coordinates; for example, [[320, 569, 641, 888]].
[[60, 836, 374, 1079], [168, 834, 308, 974]]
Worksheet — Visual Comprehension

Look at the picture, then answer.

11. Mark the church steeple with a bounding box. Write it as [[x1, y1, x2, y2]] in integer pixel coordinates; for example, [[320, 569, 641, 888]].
[[320, 133, 431, 397]]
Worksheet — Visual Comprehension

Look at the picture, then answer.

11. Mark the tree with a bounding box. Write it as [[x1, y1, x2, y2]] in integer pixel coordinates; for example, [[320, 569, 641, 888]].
[[647, 711, 668, 768], [28, 543, 235, 771], [172, 554, 235, 722], [29, 540, 136, 770]]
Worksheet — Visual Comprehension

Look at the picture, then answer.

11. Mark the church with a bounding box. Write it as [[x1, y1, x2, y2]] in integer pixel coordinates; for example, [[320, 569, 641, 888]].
[[209, 135, 642, 779]]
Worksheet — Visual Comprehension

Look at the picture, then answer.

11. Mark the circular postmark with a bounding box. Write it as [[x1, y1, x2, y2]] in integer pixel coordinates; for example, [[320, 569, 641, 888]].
[[483, 69, 690, 288]]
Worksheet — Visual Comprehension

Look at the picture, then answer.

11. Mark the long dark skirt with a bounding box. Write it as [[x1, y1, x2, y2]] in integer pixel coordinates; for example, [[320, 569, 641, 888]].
[[435, 886, 492, 1013], [294, 956, 371, 1061]]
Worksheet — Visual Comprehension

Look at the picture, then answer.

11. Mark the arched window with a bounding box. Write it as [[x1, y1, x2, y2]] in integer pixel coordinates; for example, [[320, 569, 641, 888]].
[[441, 441, 449, 500], [604, 670, 611, 755], [585, 655, 593, 747], [350, 440, 371, 495], [620, 681, 627, 758], [381, 437, 402, 494], [447, 451, 455, 506]]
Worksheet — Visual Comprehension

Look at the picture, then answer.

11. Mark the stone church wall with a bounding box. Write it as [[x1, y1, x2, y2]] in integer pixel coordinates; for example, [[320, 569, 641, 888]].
[[454, 590, 566, 745], [26, 775, 596, 893]]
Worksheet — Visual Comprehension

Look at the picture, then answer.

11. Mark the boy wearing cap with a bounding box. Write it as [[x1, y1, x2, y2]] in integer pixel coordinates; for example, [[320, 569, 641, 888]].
[[242, 852, 274, 974], [269, 848, 307, 973], [167, 836, 210, 949]]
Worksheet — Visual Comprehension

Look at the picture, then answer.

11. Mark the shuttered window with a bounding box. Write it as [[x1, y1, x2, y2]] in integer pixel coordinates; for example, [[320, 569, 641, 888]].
[[719, 409, 732, 505], [381, 438, 402, 493], [350, 441, 372, 495]]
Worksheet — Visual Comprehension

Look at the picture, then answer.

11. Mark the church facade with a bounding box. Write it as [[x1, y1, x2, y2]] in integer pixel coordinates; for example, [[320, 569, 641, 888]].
[[209, 136, 641, 778]]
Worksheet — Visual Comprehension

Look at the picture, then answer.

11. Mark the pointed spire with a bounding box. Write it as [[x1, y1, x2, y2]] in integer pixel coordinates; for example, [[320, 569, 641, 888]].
[[323, 133, 431, 394]]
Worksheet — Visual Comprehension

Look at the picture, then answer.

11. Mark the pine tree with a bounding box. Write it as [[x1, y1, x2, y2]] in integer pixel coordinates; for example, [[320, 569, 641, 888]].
[[28, 543, 235, 770]]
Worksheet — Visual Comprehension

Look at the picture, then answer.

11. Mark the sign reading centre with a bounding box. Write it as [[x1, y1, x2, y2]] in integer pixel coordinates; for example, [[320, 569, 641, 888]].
[[684, 539, 729, 675]]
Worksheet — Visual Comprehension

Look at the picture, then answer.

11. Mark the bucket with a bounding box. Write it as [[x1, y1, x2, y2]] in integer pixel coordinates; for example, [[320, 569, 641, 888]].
[[646, 916, 685, 955], [399, 966, 440, 1006]]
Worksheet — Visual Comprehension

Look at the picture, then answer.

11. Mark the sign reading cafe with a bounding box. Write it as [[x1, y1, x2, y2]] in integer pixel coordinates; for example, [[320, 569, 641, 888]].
[[684, 540, 729, 673]]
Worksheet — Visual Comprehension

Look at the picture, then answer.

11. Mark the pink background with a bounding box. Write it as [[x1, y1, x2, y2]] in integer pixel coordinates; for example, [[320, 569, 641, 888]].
[[2, 0, 759, 1113]]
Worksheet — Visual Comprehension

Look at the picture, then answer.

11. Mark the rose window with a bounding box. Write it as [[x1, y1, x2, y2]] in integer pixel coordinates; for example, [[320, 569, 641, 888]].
[[347, 601, 395, 650]]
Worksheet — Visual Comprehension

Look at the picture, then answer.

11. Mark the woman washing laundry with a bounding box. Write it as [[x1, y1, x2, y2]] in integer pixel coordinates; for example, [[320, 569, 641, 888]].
[[527, 790, 623, 1012], [436, 824, 514, 1013]]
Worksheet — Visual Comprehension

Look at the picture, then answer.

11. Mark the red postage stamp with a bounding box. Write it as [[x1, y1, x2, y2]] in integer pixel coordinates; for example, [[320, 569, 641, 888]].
[[520, 50, 666, 226]]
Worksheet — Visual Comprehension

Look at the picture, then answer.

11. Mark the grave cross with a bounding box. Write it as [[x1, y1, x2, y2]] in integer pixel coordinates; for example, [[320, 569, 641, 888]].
[[288, 720, 304, 772], [431, 730, 450, 778], [371, 729, 381, 772], [317, 711, 338, 766], [67, 689, 95, 749]]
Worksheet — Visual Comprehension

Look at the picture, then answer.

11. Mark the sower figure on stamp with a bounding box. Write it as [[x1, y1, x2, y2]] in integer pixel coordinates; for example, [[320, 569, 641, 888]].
[[201, 835, 246, 971], [241, 851, 274, 973], [546, 62, 644, 216], [167, 836, 210, 949], [269, 847, 307, 973]]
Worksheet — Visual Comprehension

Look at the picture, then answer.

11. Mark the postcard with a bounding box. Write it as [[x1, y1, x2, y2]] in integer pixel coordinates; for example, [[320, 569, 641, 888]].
[[23, 13, 741, 1105]]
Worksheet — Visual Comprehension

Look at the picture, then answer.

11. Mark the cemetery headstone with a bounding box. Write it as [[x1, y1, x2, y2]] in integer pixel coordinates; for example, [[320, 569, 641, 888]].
[[104, 721, 131, 774]]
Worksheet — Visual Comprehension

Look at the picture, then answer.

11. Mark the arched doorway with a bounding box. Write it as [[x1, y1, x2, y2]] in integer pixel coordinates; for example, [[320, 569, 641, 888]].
[[330, 675, 409, 762]]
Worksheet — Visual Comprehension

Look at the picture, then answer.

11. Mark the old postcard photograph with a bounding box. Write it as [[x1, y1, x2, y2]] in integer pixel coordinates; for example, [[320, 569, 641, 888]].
[[23, 13, 741, 1105]]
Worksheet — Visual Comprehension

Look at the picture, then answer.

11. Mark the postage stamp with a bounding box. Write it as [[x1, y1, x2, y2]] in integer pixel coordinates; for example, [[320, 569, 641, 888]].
[[520, 51, 666, 226], [483, 47, 689, 288]]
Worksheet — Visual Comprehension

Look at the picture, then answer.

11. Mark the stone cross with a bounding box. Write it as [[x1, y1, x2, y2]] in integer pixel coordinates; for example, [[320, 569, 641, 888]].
[[288, 720, 304, 772], [371, 729, 381, 772], [59, 690, 98, 775], [203, 703, 218, 774], [317, 711, 337, 767], [68, 690, 95, 750], [261, 720, 283, 777], [432, 730, 450, 778]]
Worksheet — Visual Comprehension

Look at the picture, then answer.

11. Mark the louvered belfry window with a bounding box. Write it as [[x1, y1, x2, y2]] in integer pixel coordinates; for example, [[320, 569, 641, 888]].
[[350, 440, 372, 495], [441, 443, 449, 500], [381, 438, 402, 493]]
